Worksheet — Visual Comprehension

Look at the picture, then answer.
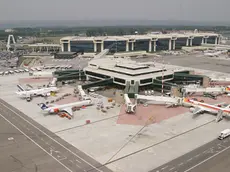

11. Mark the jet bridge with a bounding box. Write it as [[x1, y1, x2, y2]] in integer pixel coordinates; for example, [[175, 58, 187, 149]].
[[124, 81, 139, 98], [181, 86, 230, 97], [82, 78, 113, 89], [56, 71, 86, 81], [124, 94, 137, 114], [136, 94, 182, 106], [94, 49, 110, 59], [77, 85, 90, 100]]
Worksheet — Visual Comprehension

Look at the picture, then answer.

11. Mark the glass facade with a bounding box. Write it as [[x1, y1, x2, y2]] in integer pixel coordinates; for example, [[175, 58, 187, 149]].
[[104, 41, 126, 52], [114, 77, 126, 84], [63, 43, 68, 52], [140, 78, 153, 84], [175, 38, 187, 49], [70, 41, 94, 52], [134, 39, 149, 51], [96, 43, 101, 52], [129, 42, 132, 51], [207, 36, 216, 44], [192, 37, 203, 46], [65, 36, 217, 53], [156, 39, 170, 51], [85, 71, 110, 79]]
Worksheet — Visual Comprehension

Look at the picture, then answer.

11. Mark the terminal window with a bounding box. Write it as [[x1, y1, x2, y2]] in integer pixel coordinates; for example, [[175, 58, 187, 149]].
[[140, 78, 153, 84], [114, 77, 126, 84]]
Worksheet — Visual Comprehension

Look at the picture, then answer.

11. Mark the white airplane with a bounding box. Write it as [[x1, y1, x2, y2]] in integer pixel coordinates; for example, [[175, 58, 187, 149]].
[[204, 50, 227, 57], [184, 98, 230, 122], [16, 84, 59, 100], [38, 100, 93, 119]]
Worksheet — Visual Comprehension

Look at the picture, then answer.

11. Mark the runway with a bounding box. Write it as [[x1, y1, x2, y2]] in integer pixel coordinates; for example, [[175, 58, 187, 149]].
[[0, 98, 112, 172], [150, 134, 230, 172]]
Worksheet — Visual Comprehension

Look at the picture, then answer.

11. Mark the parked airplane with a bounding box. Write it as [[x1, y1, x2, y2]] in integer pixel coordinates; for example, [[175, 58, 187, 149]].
[[16, 84, 59, 101], [204, 50, 227, 57], [184, 98, 230, 122], [38, 100, 93, 119]]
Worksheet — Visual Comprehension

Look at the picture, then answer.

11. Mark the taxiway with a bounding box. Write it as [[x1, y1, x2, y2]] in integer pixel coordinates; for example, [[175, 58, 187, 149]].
[[0, 98, 112, 172]]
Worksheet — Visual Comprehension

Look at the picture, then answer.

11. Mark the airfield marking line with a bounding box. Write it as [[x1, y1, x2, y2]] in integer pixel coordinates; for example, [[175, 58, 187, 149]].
[[195, 154, 200, 158], [0, 101, 102, 172], [169, 167, 175, 171], [178, 163, 183, 166], [161, 166, 168, 170], [76, 159, 82, 163], [184, 143, 230, 172], [0, 113, 73, 172], [187, 158, 193, 162]]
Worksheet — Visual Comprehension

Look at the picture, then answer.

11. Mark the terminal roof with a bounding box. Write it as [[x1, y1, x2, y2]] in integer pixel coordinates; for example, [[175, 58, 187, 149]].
[[61, 32, 219, 42]]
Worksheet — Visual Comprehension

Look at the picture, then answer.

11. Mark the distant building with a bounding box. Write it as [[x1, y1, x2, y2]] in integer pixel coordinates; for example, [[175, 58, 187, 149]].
[[5, 29, 15, 33], [54, 52, 77, 59], [60, 32, 221, 53]]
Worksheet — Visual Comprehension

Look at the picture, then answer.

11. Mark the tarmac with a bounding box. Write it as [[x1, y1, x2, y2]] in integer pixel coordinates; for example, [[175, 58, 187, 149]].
[[0, 111, 69, 172], [0, 98, 112, 172], [136, 54, 230, 73], [150, 135, 230, 172], [2, 56, 230, 172]]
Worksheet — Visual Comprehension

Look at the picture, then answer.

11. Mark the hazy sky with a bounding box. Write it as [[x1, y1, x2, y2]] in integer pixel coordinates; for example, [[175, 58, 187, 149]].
[[0, 0, 229, 22]]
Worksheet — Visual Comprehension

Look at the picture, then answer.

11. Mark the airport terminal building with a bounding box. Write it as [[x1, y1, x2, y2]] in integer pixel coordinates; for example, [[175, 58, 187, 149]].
[[60, 32, 221, 53], [84, 58, 181, 87]]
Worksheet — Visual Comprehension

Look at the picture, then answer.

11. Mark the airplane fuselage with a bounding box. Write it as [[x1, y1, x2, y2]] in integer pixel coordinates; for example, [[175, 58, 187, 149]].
[[43, 100, 92, 114], [188, 99, 230, 114], [16, 87, 58, 97]]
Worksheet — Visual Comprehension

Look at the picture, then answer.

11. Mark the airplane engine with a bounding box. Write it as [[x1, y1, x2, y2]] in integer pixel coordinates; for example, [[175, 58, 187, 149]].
[[42, 92, 51, 97], [47, 92, 51, 96], [49, 108, 59, 113], [190, 107, 195, 112]]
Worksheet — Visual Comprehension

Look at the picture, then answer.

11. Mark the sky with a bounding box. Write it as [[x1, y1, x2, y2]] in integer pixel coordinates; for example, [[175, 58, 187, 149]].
[[0, 0, 229, 22]]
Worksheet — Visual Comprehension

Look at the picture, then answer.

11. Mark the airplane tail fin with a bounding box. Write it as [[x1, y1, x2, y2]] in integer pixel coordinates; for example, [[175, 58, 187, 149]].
[[17, 84, 25, 91], [38, 103, 48, 110]]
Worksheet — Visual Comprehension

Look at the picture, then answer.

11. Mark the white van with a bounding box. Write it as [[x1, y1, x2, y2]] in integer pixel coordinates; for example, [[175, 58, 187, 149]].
[[218, 129, 230, 140]]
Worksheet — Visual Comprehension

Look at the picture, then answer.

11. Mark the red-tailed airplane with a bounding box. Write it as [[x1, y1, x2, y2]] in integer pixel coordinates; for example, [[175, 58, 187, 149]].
[[183, 98, 230, 122]]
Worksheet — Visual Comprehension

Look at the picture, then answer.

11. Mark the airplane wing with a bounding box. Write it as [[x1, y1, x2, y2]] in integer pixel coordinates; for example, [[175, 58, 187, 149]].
[[16, 91, 31, 98], [61, 107, 73, 117], [214, 102, 226, 107], [192, 107, 205, 115]]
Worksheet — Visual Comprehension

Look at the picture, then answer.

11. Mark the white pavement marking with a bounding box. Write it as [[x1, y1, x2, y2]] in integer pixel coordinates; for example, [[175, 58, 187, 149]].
[[0, 113, 73, 172], [195, 154, 200, 158], [76, 159, 82, 164], [0, 101, 102, 172], [161, 166, 168, 170], [218, 144, 226, 148], [178, 163, 183, 166], [184, 143, 230, 172], [169, 167, 175, 171], [203, 150, 207, 154], [187, 158, 193, 162]]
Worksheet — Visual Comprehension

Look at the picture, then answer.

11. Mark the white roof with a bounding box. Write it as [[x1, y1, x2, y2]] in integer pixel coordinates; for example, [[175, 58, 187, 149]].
[[84, 58, 181, 81], [61, 32, 219, 42], [221, 129, 230, 134], [28, 43, 61, 47]]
